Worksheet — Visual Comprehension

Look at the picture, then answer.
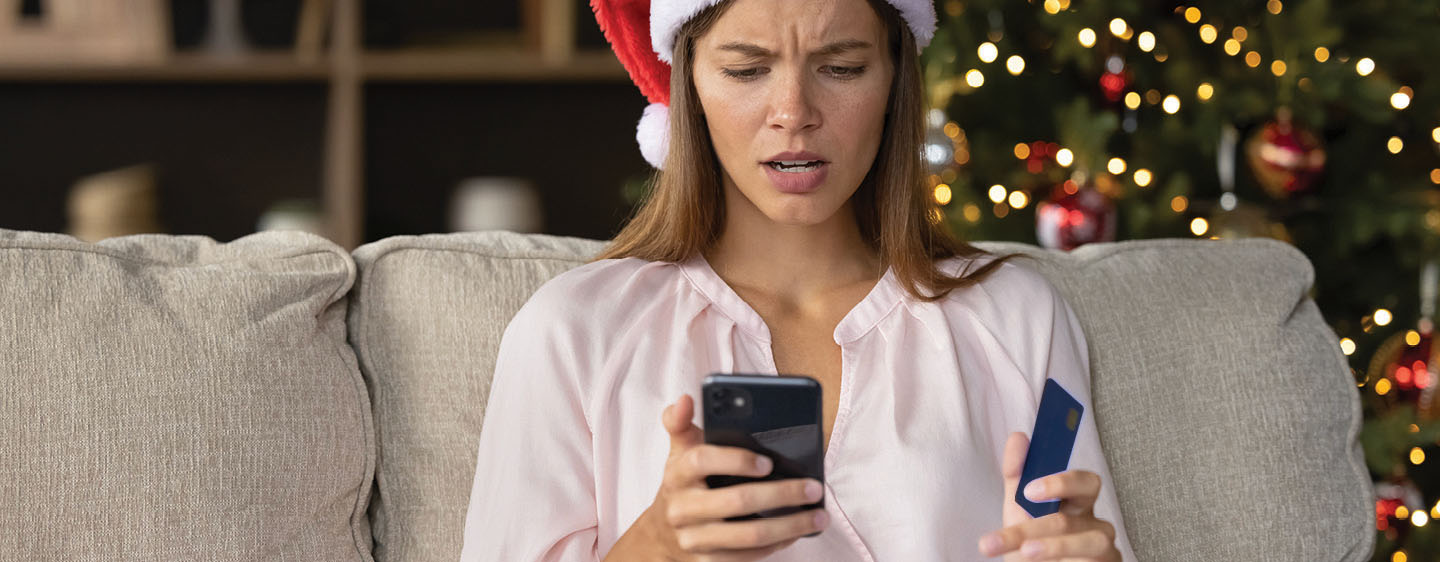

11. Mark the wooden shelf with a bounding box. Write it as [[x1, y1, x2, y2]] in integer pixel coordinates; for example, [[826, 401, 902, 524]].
[[363, 49, 626, 82], [0, 52, 330, 82]]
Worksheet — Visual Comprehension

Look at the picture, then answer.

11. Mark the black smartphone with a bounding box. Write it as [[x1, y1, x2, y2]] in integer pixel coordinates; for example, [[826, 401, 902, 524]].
[[701, 373, 825, 525]]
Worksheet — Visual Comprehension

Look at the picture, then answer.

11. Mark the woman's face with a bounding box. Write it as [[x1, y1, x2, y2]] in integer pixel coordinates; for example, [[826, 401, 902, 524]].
[[692, 0, 893, 227]]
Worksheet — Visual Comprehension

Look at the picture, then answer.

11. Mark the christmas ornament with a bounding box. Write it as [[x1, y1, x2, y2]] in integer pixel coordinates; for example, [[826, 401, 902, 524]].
[[1375, 480, 1424, 541], [1244, 107, 1327, 199], [1036, 175, 1116, 251], [1099, 70, 1130, 102], [1369, 262, 1440, 418]]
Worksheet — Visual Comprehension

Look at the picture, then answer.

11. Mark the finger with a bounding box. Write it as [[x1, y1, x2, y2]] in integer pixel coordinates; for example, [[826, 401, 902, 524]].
[[978, 511, 1088, 557], [674, 508, 827, 553], [1022, 470, 1102, 515], [691, 537, 801, 562], [667, 478, 824, 527], [669, 444, 774, 487], [1000, 432, 1031, 525], [664, 395, 703, 452], [1015, 527, 1117, 561]]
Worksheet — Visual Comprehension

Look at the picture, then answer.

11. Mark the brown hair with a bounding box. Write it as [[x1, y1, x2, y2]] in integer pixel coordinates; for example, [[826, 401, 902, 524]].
[[594, 0, 1021, 302]]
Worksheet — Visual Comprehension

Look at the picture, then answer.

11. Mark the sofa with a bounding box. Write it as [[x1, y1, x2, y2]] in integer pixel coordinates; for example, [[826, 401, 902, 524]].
[[0, 227, 1374, 561]]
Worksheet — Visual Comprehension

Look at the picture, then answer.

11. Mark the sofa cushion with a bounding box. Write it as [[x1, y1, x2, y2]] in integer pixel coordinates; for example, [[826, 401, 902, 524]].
[[351, 231, 1370, 561], [0, 229, 375, 562]]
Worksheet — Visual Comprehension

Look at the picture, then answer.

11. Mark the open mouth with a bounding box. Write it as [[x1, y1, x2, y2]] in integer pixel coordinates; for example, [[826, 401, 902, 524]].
[[765, 160, 826, 173]]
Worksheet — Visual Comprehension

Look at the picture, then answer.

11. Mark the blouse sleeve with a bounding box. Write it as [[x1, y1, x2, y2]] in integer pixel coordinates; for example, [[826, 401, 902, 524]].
[[1030, 277, 1140, 562], [459, 288, 600, 562]]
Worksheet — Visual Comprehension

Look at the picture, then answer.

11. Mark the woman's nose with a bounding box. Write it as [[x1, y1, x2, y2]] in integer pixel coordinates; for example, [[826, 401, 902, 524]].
[[767, 71, 821, 133]]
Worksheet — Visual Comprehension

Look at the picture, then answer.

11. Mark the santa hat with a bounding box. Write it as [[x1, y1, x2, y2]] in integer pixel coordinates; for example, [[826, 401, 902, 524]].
[[591, 0, 936, 169]]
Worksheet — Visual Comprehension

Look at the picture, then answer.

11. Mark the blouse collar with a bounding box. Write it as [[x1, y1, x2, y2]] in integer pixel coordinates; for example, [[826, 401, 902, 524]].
[[676, 252, 904, 345]]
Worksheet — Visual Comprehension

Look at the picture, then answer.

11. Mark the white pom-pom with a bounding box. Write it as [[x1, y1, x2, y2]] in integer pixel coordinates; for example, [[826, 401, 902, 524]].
[[636, 102, 670, 169]]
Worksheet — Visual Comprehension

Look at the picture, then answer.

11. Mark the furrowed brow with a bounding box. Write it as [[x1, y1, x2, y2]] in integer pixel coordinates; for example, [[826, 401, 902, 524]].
[[716, 42, 774, 58], [813, 39, 873, 57]]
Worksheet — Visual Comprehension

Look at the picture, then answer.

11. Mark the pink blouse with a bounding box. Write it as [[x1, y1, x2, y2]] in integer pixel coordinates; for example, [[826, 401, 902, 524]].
[[460, 252, 1137, 561]]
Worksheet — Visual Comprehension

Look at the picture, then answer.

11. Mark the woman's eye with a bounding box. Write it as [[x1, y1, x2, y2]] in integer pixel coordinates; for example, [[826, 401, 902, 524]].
[[823, 65, 867, 79], [721, 67, 767, 81]]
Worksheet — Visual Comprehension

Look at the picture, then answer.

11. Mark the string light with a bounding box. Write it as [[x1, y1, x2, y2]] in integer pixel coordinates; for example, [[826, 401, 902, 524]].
[[965, 69, 985, 87], [1107, 157, 1127, 174], [1184, 7, 1202, 24], [1145, 89, 1162, 104], [934, 184, 952, 205], [1271, 60, 1287, 76], [1245, 51, 1262, 67], [1154, 52, 1168, 62], [1314, 47, 1330, 62], [1110, 18, 1128, 38], [1163, 94, 1181, 114], [1377, 378, 1393, 395], [1124, 92, 1141, 109], [1232, 27, 1248, 41], [1375, 308, 1393, 326], [988, 184, 1007, 203], [1224, 39, 1241, 56], [1340, 338, 1356, 355], [1389, 137, 1404, 154], [944, 122, 960, 138], [1171, 196, 1188, 212], [1013, 143, 1030, 159], [1043, 0, 1061, 15], [1416, 511, 1431, 527], [1137, 31, 1155, 52], [1267, 0, 1283, 14], [1432, 168, 1440, 185], [1078, 28, 1097, 48], [1133, 169, 1153, 187], [1392, 92, 1412, 109], [1357, 57, 1375, 76], [1432, 126, 1440, 143], [1190, 217, 1209, 236], [977, 42, 998, 63], [1199, 24, 1218, 44], [1055, 148, 1074, 167], [1395, 550, 1408, 562], [1006, 55, 1026, 75], [1398, 506, 1411, 519], [1413, 447, 1427, 465], [1008, 191, 1029, 209], [1197, 82, 1214, 101], [1410, 331, 1424, 346], [963, 203, 981, 222]]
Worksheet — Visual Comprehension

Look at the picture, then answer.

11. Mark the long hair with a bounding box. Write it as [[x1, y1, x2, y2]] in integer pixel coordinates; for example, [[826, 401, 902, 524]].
[[594, 0, 1021, 301]]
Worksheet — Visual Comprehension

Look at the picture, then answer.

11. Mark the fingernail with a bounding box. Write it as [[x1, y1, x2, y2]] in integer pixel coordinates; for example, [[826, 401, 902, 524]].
[[804, 480, 823, 501], [755, 456, 772, 474], [1021, 541, 1043, 557], [1024, 480, 1045, 501], [813, 510, 829, 529], [978, 534, 1001, 556]]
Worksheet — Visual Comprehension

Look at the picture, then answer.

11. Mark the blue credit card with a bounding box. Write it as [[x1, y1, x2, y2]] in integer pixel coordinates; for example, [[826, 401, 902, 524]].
[[1015, 379, 1084, 518]]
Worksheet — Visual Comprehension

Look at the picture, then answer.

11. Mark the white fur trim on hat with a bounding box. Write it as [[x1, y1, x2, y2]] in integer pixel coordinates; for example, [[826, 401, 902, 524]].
[[636, 102, 671, 169], [650, 0, 936, 64]]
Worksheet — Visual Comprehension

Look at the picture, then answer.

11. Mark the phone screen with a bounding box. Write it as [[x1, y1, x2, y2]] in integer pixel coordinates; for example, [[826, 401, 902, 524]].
[[702, 373, 825, 521]]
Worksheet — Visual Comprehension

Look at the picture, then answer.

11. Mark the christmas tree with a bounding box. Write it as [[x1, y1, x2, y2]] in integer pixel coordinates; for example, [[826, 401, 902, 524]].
[[921, 1, 1440, 559]]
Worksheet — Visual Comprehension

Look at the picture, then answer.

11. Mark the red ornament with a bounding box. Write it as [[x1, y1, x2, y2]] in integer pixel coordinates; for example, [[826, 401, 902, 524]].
[[1370, 326, 1440, 419], [1099, 71, 1130, 102], [1244, 108, 1326, 199], [1036, 179, 1116, 250]]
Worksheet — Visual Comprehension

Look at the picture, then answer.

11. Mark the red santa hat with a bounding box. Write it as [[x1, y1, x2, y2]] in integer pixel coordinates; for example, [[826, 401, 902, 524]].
[[591, 0, 936, 169]]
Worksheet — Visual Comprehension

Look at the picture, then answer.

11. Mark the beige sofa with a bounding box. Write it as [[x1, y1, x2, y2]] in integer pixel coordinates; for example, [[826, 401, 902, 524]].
[[0, 228, 1373, 561]]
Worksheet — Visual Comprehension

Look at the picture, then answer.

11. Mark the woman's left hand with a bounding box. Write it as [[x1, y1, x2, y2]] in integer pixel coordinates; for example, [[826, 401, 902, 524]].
[[976, 432, 1121, 561]]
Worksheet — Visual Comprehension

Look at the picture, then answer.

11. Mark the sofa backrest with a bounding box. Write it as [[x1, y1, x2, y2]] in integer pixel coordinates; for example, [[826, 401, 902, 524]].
[[350, 231, 1373, 561], [0, 228, 375, 562]]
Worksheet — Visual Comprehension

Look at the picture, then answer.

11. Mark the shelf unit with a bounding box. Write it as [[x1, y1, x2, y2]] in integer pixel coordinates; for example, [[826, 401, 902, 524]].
[[0, 0, 628, 249]]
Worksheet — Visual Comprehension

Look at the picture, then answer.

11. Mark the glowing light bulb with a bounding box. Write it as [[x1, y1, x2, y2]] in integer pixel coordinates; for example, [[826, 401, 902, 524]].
[[1223, 39, 1241, 56], [1124, 92, 1141, 109], [934, 184, 952, 205], [1078, 28, 1097, 48], [1006, 55, 1026, 75], [963, 203, 981, 222], [1137, 31, 1155, 52], [988, 184, 1007, 203], [1339, 338, 1355, 356], [1267, 0, 1282, 14], [1389, 137, 1404, 154], [1043, 0, 1061, 15], [1197, 83, 1214, 101], [978, 42, 998, 63], [1432, 126, 1439, 143], [1162, 95, 1181, 114], [1377, 378, 1393, 395], [1171, 196, 1188, 213], [1409, 331, 1423, 346], [1190, 217, 1208, 236], [1357, 58, 1375, 76], [1245, 51, 1262, 68], [1271, 60, 1287, 76], [1184, 7, 1201, 24], [1013, 143, 1030, 159], [1232, 27, 1248, 41], [1107, 157, 1127, 175], [1110, 19, 1128, 37], [1415, 511, 1430, 527], [1392, 92, 1412, 109], [965, 69, 985, 87], [1375, 308, 1393, 326], [1413, 447, 1427, 465], [1008, 191, 1029, 209], [1314, 46, 1330, 62], [1199, 24, 1218, 44], [1055, 148, 1074, 167], [1133, 169, 1152, 187]]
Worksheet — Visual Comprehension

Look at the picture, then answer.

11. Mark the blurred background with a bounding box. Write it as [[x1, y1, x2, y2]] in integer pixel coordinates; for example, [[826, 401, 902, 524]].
[[1, 0, 1438, 559]]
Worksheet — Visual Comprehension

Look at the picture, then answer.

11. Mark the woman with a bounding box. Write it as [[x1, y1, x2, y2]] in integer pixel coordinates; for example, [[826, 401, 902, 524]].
[[461, 0, 1136, 559]]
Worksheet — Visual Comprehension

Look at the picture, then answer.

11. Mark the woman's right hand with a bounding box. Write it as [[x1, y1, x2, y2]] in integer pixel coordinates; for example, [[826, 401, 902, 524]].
[[624, 394, 827, 561]]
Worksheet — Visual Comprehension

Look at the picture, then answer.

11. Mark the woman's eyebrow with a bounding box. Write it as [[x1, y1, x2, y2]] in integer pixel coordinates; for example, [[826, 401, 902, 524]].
[[714, 39, 874, 58]]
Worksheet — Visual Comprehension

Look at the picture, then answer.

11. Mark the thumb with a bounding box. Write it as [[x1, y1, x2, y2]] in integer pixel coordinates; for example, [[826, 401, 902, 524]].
[[663, 394, 703, 451], [1000, 431, 1031, 526]]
